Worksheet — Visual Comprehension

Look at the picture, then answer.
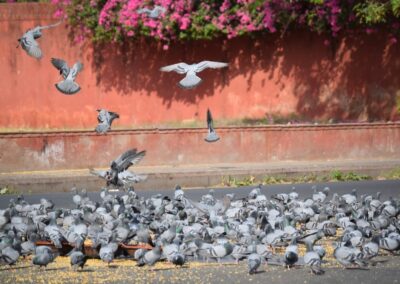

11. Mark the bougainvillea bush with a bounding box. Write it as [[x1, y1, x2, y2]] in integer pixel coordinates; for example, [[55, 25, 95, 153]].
[[47, 0, 400, 46]]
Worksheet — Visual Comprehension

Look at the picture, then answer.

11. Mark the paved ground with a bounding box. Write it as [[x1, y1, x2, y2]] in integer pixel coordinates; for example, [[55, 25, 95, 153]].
[[0, 254, 399, 284], [1, 179, 399, 209], [1, 159, 399, 193]]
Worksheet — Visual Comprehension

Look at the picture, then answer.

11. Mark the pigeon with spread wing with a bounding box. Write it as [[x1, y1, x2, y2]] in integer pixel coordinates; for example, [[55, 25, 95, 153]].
[[17, 21, 62, 59], [51, 58, 83, 95], [95, 109, 120, 134], [160, 61, 228, 89], [90, 149, 147, 189]]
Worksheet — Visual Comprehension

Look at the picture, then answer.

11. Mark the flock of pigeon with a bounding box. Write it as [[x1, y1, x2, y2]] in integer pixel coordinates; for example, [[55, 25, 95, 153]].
[[7, 5, 400, 278], [1, 181, 400, 274], [16, 17, 227, 137]]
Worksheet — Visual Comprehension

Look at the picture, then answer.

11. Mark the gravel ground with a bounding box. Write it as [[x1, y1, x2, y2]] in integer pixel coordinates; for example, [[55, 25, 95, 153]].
[[1, 254, 400, 284]]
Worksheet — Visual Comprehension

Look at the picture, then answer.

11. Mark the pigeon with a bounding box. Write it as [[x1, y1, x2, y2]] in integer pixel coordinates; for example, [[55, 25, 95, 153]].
[[170, 253, 185, 267], [304, 244, 324, 275], [333, 242, 367, 268], [204, 109, 220, 143], [69, 248, 87, 270], [32, 246, 56, 268], [17, 21, 62, 59], [160, 61, 228, 89], [95, 109, 120, 134], [0, 246, 20, 266], [247, 253, 262, 274], [90, 149, 146, 188], [137, 246, 162, 267], [284, 238, 299, 268], [51, 58, 83, 95], [137, 5, 166, 18]]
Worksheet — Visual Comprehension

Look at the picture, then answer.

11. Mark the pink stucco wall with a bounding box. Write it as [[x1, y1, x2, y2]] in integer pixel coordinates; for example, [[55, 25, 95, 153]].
[[1, 3, 400, 130]]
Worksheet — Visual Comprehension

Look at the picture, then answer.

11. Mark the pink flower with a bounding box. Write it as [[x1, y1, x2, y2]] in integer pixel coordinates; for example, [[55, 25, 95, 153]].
[[126, 30, 134, 36], [163, 44, 169, 50]]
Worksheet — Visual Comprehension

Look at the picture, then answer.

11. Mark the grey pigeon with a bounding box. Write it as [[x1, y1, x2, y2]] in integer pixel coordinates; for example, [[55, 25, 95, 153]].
[[137, 246, 162, 267], [160, 61, 228, 89], [171, 253, 185, 267], [32, 246, 56, 268], [304, 244, 324, 275], [17, 21, 62, 59], [204, 109, 220, 143], [137, 5, 166, 18], [51, 58, 83, 95], [284, 238, 299, 268], [69, 248, 87, 270], [95, 109, 120, 134], [0, 246, 20, 266], [333, 242, 367, 268], [247, 253, 262, 274], [90, 149, 146, 188]]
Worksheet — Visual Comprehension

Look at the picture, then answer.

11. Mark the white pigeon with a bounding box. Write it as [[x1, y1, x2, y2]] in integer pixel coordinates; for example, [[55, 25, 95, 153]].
[[160, 61, 228, 89]]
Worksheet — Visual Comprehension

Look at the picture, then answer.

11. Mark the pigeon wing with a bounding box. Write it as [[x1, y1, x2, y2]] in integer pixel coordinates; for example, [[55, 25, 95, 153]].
[[207, 109, 214, 132], [38, 21, 62, 30], [51, 58, 70, 79], [70, 61, 83, 80], [96, 109, 108, 123], [22, 34, 43, 59], [160, 63, 190, 74], [195, 61, 228, 73], [111, 149, 146, 172], [89, 168, 107, 179]]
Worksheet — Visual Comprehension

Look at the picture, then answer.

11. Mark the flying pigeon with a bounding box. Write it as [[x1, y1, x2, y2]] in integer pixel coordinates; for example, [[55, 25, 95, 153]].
[[160, 61, 228, 89], [17, 21, 62, 59], [137, 5, 166, 18], [90, 149, 146, 188], [51, 58, 83, 95], [95, 109, 120, 134], [204, 109, 220, 143]]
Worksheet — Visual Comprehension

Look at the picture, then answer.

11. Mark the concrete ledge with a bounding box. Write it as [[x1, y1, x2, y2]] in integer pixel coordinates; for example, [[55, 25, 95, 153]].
[[1, 123, 399, 173], [1, 159, 399, 193]]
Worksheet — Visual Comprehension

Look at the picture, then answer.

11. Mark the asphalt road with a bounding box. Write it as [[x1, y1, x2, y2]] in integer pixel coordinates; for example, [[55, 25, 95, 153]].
[[1, 179, 399, 209]]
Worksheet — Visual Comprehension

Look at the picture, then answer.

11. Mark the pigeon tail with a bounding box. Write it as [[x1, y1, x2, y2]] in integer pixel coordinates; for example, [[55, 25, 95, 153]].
[[204, 132, 220, 143], [55, 80, 81, 95], [179, 73, 202, 89]]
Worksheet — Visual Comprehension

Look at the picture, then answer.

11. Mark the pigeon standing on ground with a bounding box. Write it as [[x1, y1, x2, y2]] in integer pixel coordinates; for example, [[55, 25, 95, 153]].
[[32, 246, 56, 268], [204, 109, 220, 143], [247, 253, 262, 274], [137, 5, 166, 18], [90, 149, 146, 189], [17, 21, 62, 59], [69, 248, 87, 270], [160, 61, 228, 89], [51, 58, 83, 95], [304, 244, 324, 275], [95, 109, 120, 134]]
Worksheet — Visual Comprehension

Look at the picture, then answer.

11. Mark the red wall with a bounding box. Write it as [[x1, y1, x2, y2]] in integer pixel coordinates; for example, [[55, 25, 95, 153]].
[[0, 123, 399, 172], [1, 3, 400, 130]]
